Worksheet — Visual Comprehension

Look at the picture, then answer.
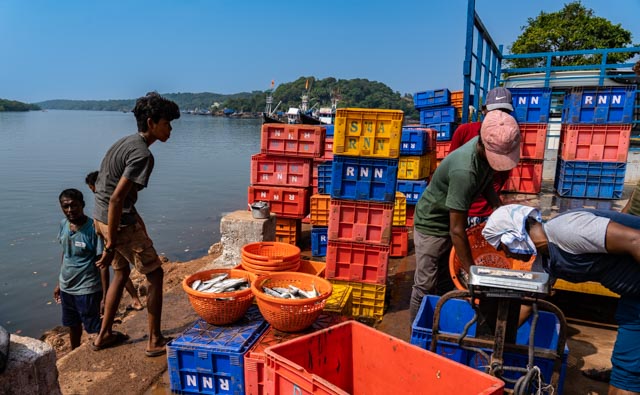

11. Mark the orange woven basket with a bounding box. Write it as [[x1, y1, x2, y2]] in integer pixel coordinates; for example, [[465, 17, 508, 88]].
[[241, 260, 301, 275], [182, 269, 256, 325], [251, 272, 333, 332], [241, 242, 301, 265], [449, 223, 535, 290]]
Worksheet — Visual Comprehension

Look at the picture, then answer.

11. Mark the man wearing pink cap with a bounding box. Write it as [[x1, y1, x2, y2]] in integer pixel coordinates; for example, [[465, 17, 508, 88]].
[[410, 110, 521, 322]]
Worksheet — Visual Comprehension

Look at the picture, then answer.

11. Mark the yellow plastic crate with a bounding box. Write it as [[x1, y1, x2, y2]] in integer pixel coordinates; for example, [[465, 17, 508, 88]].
[[323, 283, 353, 315], [451, 90, 463, 108], [275, 217, 300, 245], [393, 191, 406, 226], [310, 194, 331, 226], [397, 153, 436, 180], [553, 279, 619, 298], [334, 108, 404, 159], [330, 280, 386, 321]]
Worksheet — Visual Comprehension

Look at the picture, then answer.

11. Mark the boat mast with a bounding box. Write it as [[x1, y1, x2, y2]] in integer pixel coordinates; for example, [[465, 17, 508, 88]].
[[301, 79, 310, 113], [265, 80, 275, 115]]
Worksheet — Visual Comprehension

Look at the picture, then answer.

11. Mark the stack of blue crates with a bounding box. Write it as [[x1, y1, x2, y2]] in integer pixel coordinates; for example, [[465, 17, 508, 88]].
[[555, 86, 637, 199], [414, 88, 458, 141]]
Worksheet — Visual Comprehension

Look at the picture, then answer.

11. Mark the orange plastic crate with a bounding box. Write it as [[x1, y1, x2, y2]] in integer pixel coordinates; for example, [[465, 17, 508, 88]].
[[328, 199, 393, 245], [450, 90, 463, 108], [264, 321, 505, 395], [559, 123, 631, 162], [275, 218, 300, 245], [310, 194, 331, 226], [261, 124, 325, 158], [326, 241, 389, 285], [250, 154, 312, 187], [502, 159, 543, 194], [248, 185, 309, 219], [436, 141, 451, 159], [390, 226, 409, 257], [518, 123, 547, 160]]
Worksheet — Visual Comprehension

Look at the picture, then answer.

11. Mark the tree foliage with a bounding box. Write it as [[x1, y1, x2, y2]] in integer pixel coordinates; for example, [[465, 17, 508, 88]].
[[509, 1, 637, 68], [0, 98, 40, 112]]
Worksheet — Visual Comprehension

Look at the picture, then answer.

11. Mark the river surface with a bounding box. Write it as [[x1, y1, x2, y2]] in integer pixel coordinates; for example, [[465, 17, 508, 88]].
[[0, 110, 261, 337]]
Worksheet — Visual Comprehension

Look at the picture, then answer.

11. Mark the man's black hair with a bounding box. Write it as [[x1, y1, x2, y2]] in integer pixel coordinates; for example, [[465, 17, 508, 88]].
[[85, 171, 98, 187], [59, 188, 85, 205], [133, 92, 181, 132]]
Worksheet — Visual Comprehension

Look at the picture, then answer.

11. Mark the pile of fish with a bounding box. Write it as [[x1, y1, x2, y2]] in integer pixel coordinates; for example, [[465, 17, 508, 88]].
[[262, 284, 319, 299], [191, 273, 249, 293]]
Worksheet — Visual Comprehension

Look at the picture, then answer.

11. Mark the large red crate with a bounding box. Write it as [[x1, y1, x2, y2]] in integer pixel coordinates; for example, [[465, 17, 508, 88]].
[[264, 321, 505, 395], [244, 314, 348, 395], [406, 204, 415, 227], [326, 241, 389, 285], [502, 159, 543, 194], [436, 141, 451, 159], [559, 124, 631, 162], [323, 136, 334, 161], [328, 199, 393, 245], [248, 185, 309, 219], [251, 154, 312, 187], [518, 123, 547, 160], [261, 124, 325, 158], [390, 226, 409, 257]]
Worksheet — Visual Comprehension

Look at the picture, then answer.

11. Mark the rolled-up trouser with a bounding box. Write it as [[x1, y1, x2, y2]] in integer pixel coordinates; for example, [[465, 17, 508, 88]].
[[410, 228, 453, 323]]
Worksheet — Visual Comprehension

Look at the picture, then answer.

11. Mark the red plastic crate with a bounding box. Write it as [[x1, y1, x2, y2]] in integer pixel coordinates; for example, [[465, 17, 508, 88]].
[[244, 314, 348, 395], [326, 241, 389, 285], [323, 137, 334, 161], [261, 124, 325, 158], [328, 199, 393, 245], [518, 123, 547, 160], [275, 218, 300, 245], [251, 154, 312, 187], [406, 205, 415, 227], [559, 124, 631, 162], [248, 185, 309, 219], [390, 226, 409, 257], [264, 321, 505, 395], [436, 141, 451, 159], [502, 159, 543, 194]]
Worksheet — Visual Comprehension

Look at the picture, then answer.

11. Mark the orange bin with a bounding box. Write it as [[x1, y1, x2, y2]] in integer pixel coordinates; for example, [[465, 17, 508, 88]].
[[328, 199, 393, 245], [264, 320, 505, 395]]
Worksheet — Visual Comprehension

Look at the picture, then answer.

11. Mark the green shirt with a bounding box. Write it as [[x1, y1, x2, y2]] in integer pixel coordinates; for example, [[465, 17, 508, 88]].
[[414, 136, 494, 237], [629, 179, 640, 216]]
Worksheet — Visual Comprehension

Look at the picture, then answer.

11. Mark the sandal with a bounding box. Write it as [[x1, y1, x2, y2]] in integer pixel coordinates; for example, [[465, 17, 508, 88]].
[[125, 303, 144, 311], [581, 367, 611, 383], [145, 336, 173, 357], [90, 331, 129, 351]]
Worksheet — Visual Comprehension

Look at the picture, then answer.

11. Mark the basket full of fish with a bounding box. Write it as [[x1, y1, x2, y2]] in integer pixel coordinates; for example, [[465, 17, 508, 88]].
[[182, 269, 256, 325], [251, 272, 333, 332]]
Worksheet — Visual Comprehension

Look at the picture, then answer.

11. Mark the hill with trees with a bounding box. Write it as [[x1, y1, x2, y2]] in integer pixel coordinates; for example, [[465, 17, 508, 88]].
[[0, 99, 40, 111]]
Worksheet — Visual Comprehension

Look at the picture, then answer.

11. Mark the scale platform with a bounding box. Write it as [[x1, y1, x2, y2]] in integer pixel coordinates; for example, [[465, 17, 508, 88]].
[[468, 265, 550, 296]]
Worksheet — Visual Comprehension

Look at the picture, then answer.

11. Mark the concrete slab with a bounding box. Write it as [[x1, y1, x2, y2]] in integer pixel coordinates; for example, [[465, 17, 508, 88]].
[[0, 335, 61, 395]]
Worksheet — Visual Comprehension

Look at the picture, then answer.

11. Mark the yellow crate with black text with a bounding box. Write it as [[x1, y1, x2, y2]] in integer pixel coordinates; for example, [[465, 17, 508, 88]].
[[397, 152, 436, 180], [333, 108, 404, 158], [309, 194, 331, 226], [393, 191, 406, 226], [275, 217, 301, 245], [322, 282, 353, 316], [329, 279, 387, 321]]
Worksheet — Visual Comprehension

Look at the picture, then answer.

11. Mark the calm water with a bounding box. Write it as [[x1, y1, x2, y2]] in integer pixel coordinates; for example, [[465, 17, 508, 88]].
[[0, 110, 261, 337]]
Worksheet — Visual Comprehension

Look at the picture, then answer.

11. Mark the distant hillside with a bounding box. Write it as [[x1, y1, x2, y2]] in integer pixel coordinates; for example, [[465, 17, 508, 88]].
[[0, 98, 40, 111], [35, 77, 418, 120]]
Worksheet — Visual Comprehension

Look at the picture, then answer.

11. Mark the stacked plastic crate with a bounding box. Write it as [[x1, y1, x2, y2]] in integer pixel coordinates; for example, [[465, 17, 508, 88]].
[[325, 108, 403, 321], [248, 123, 326, 246], [504, 88, 551, 194], [394, 126, 436, 255], [308, 124, 334, 257], [555, 86, 637, 199]]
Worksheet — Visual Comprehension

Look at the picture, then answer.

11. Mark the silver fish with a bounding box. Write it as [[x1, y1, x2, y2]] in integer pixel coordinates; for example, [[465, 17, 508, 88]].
[[202, 273, 228, 285], [191, 280, 202, 290], [263, 287, 283, 298]]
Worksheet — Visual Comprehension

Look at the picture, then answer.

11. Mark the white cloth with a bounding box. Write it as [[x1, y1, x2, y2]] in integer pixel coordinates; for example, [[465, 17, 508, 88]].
[[482, 204, 542, 255]]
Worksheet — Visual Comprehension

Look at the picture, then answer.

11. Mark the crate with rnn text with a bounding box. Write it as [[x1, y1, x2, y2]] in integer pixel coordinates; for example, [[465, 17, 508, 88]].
[[396, 179, 428, 205], [311, 226, 328, 257], [510, 87, 552, 123], [333, 108, 404, 158], [260, 123, 325, 158], [390, 226, 409, 257], [559, 124, 631, 162], [393, 191, 406, 226], [326, 241, 389, 285], [167, 306, 268, 395], [428, 122, 458, 141], [328, 199, 393, 245], [330, 156, 398, 203], [247, 185, 309, 219], [420, 106, 456, 125], [250, 154, 312, 187], [413, 88, 451, 109], [397, 153, 436, 180], [400, 125, 436, 155], [563, 85, 637, 124]]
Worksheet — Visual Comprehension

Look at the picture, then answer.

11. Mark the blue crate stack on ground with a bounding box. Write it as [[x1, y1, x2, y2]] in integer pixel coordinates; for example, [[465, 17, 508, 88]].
[[414, 88, 459, 141], [555, 86, 636, 199]]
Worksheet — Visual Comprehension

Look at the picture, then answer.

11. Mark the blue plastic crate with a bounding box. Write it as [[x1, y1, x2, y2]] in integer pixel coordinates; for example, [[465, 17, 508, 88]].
[[411, 295, 569, 394], [311, 226, 328, 256], [426, 122, 457, 141], [324, 124, 334, 137], [317, 162, 333, 194], [510, 87, 552, 123], [555, 159, 626, 199], [331, 156, 398, 202], [420, 107, 456, 125], [167, 306, 268, 395], [414, 88, 451, 109], [400, 126, 432, 155], [396, 179, 428, 205], [562, 86, 637, 124]]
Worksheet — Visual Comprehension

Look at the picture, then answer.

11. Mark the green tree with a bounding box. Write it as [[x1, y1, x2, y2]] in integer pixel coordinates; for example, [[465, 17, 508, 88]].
[[509, 1, 637, 68]]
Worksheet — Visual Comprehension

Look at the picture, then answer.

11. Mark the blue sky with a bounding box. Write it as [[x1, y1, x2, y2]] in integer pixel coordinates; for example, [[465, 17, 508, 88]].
[[2, 0, 639, 103]]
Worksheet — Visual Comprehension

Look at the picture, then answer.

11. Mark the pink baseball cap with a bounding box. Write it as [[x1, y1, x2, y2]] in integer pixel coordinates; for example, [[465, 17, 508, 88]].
[[480, 110, 521, 171]]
